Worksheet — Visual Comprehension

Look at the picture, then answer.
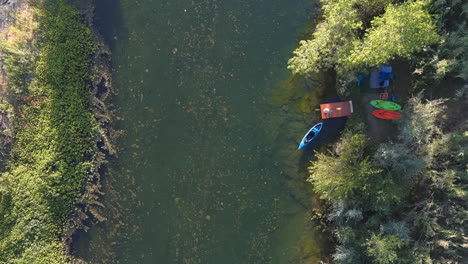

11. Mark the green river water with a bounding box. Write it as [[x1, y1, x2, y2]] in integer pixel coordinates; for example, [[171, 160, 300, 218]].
[[74, 0, 339, 263]]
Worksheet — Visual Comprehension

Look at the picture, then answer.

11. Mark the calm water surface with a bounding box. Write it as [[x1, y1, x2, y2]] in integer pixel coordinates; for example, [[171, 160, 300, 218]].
[[75, 0, 334, 263]]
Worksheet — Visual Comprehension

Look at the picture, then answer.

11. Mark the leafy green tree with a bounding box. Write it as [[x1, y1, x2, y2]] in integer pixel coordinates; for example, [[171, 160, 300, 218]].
[[412, 126, 468, 263], [355, 0, 396, 19], [397, 93, 447, 152], [365, 234, 406, 264], [382, 221, 411, 242], [288, 0, 363, 74], [374, 144, 424, 177], [369, 173, 409, 214], [289, 0, 439, 74], [308, 133, 382, 202], [346, 0, 441, 70]]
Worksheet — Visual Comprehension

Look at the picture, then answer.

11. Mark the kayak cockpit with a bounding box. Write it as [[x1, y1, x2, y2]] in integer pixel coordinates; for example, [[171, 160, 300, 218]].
[[305, 132, 315, 142]]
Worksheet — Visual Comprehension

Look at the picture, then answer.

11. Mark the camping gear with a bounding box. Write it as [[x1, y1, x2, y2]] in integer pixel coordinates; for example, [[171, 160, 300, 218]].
[[370, 65, 394, 89], [370, 100, 401, 111], [372, 110, 402, 120], [320, 101, 353, 119], [298, 122, 323, 150], [357, 74, 367, 86], [380, 93, 388, 100]]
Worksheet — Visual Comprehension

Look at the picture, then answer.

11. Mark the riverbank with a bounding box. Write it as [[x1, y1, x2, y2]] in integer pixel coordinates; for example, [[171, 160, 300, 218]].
[[0, 0, 113, 262], [289, 0, 467, 262]]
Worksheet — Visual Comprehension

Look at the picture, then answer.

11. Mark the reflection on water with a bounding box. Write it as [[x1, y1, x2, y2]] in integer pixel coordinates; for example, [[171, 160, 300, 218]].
[[73, 0, 341, 263]]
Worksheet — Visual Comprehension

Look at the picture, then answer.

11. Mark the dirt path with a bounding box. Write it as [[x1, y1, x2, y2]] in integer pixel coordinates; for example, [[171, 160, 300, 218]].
[[363, 62, 412, 143], [362, 93, 394, 143]]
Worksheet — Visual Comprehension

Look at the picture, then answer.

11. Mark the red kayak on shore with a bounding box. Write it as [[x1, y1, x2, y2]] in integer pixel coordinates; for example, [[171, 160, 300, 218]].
[[372, 110, 402, 120]]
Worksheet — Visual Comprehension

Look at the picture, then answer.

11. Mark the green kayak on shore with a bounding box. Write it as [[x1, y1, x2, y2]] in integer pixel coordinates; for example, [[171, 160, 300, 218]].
[[370, 100, 401, 111]]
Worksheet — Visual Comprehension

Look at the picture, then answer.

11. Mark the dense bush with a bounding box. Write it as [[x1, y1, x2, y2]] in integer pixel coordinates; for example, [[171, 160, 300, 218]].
[[309, 134, 379, 201], [288, 0, 440, 74], [288, 0, 363, 74], [309, 98, 467, 263], [295, 1, 467, 263], [346, 0, 440, 70], [408, 0, 467, 92]]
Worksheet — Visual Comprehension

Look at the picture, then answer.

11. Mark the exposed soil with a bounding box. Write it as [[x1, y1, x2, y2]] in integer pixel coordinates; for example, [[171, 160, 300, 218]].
[[362, 93, 393, 143]]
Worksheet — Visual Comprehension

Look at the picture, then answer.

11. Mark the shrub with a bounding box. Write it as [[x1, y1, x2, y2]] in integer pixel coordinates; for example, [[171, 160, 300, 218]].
[[346, 0, 441, 70], [308, 133, 382, 202]]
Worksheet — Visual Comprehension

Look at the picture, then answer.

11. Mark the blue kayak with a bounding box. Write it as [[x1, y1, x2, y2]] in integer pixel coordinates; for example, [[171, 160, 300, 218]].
[[298, 122, 323, 150]]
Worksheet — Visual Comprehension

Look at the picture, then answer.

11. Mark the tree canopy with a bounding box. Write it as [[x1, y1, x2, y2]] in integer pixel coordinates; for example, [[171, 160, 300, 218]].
[[288, 0, 440, 74], [288, 0, 363, 74], [346, 0, 441, 70], [308, 133, 382, 202]]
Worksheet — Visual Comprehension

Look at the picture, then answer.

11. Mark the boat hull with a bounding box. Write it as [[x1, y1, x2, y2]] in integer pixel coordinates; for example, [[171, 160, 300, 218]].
[[370, 100, 401, 111], [372, 110, 402, 120], [298, 122, 323, 150]]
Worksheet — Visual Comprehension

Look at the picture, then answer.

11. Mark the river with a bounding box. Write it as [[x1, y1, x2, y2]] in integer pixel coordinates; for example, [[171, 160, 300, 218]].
[[73, 0, 336, 263]]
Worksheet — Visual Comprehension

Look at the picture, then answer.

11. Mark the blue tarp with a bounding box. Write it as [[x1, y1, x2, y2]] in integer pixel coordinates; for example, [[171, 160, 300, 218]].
[[369, 65, 394, 89]]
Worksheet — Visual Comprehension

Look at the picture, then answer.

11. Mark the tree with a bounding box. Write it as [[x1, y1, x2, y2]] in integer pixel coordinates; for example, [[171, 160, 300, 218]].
[[346, 0, 441, 70], [397, 93, 447, 151], [288, 0, 363, 74], [332, 245, 359, 264], [374, 144, 424, 177], [288, 0, 439, 74], [308, 133, 382, 202], [365, 234, 406, 264]]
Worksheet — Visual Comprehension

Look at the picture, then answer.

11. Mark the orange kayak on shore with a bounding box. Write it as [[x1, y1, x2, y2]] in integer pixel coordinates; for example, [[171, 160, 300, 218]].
[[372, 110, 402, 120]]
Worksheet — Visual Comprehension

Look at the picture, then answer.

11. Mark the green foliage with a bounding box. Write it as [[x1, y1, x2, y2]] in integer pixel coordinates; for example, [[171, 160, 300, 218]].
[[382, 221, 411, 242], [433, 0, 468, 80], [308, 133, 382, 202], [0, 47, 34, 98], [288, 0, 363, 74], [369, 173, 409, 214], [309, 131, 409, 214], [374, 144, 424, 177], [354, 0, 395, 18], [289, 0, 440, 75], [402, 0, 467, 91], [311, 97, 467, 263], [365, 234, 406, 264], [300, 0, 466, 263], [0, 0, 95, 262], [414, 124, 468, 263], [347, 0, 441, 70], [8, 241, 68, 264], [397, 93, 447, 152]]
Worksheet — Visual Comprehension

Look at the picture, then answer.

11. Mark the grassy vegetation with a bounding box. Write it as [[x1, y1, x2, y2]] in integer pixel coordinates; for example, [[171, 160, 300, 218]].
[[290, 0, 467, 263], [0, 0, 95, 262]]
